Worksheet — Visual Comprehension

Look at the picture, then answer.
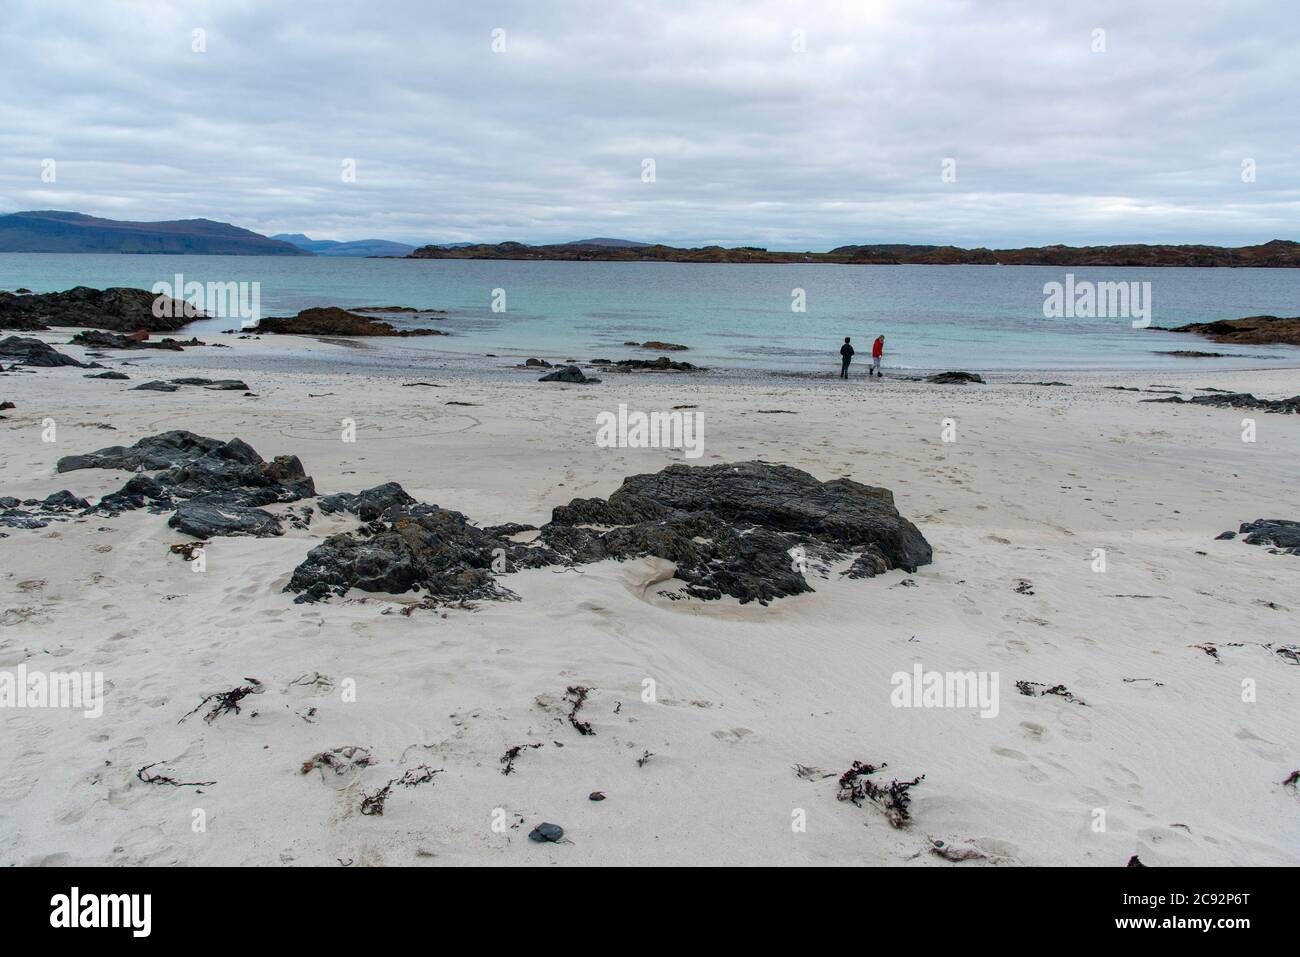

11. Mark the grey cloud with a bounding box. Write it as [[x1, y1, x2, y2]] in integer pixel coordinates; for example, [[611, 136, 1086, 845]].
[[1, 0, 1296, 248]]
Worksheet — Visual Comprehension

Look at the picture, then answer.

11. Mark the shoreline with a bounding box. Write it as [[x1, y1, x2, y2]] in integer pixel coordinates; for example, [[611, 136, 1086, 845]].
[[11, 327, 1299, 383]]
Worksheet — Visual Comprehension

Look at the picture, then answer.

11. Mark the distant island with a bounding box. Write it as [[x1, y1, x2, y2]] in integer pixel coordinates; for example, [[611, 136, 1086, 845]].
[[3, 211, 1298, 267], [270, 233, 415, 257], [409, 238, 1300, 267], [0, 211, 310, 255]]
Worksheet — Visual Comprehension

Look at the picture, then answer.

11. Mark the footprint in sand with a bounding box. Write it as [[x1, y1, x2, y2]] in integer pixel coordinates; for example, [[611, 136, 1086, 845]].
[[286, 672, 336, 696], [711, 727, 753, 744], [1019, 721, 1047, 741], [1101, 760, 1143, 798], [989, 632, 1030, 657], [991, 745, 1049, 783]]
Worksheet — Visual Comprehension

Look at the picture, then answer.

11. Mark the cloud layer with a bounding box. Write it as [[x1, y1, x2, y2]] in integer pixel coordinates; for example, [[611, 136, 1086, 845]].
[[2, 0, 1296, 248]]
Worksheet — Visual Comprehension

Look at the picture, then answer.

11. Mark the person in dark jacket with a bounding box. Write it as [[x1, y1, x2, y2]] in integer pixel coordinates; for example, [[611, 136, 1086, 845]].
[[839, 337, 855, 379]]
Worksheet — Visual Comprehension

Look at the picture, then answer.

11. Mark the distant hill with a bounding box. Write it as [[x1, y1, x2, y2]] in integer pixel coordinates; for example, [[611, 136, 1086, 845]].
[[271, 233, 415, 257], [409, 238, 1300, 267], [561, 238, 651, 248], [825, 240, 1300, 267], [0, 211, 311, 255]]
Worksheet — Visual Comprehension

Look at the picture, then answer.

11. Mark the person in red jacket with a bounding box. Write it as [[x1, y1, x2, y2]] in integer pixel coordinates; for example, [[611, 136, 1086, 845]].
[[871, 335, 885, 377]]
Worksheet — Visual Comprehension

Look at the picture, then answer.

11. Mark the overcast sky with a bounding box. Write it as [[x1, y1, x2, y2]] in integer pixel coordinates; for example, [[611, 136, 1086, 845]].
[[1, 0, 1296, 249]]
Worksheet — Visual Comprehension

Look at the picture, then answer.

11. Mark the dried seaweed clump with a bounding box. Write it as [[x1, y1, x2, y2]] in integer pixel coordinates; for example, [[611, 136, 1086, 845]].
[[359, 765, 443, 816], [565, 685, 595, 735], [301, 746, 375, 779], [136, 762, 216, 789], [499, 743, 543, 775], [179, 677, 264, 724], [1015, 680, 1088, 706], [836, 760, 925, 827]]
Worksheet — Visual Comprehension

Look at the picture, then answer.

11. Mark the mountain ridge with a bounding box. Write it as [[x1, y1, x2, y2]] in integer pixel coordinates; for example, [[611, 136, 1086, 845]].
[[0, 211, 310, 255]]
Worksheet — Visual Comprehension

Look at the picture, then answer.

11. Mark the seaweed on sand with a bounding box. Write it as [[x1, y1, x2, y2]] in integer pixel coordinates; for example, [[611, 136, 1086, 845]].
[[136, 762, 215, 788], [836, 760, 925, 827], [499, 743, 543, 775], [1015, 680, 1088, 705], [300, 746, 375, 778], [179, 677, 264, 724], [565, 685, 595, 735], [359, 765, 443, 816]]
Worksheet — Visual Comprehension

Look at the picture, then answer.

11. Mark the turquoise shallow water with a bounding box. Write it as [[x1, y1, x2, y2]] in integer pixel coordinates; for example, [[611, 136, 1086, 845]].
[[2, 253, 1298, 373]]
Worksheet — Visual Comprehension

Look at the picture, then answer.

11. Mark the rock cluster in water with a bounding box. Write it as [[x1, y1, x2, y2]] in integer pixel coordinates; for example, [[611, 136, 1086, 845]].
[[1167, 315, 1300, 347], [250, 307, 447, 337], [0, 286, 196, 332]]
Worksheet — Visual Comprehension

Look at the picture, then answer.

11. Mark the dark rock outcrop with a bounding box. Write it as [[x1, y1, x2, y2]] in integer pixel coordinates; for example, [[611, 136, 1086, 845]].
[[85, 370, 130, 380], [57, 431, 226, 473], [927, 371, 986, 384], [1237, 519, 1300, 554], [544, 462, 931, 598], [168, 501, 282, 538], [250, 307, 447, 337], [169, 377, 249, 391], [538, 364, 598, 384], [0, 286, 197, 332], [0, 490, 91, 530], [1165, 315, 1300, 347], [51, 432, 312, 534], [70, 330, 205, 351], [286, 503, 556, 603], [1140, 392, 1300, 414], [0, 336, 96, 368], [318, 482, 417, 521], [286, 461, 931, 606], [350, 306, 445, 314], [613, 356, 702, 372], [628, 340, 689, 351], [130, 378, 248, 393]]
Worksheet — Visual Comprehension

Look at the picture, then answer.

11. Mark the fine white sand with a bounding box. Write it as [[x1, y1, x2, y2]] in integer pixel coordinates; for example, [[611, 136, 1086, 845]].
[[2, 331, 1298, 866]]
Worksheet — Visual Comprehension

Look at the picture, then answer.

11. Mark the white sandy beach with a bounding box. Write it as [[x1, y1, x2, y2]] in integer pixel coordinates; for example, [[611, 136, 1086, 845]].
[[1, 331, 1298, 866]]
